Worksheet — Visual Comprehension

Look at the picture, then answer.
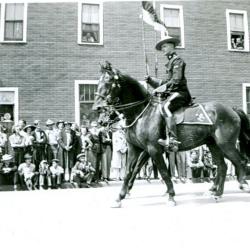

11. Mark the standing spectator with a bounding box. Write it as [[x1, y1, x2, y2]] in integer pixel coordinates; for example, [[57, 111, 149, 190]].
[[168, 152, 179, 182], [45, 119, 59, 164], [18, 153, 39, 190], [110, 123, 127, 180], [176, 151, 187, 183], [39, 160, 51, 190], [100, 123, 112, 182], [186, 147, 204, 183], [32, 121, 47, 168], [71, 122, 81, 162], [56, 120, 65, 132], [0, 154, 18, 190], [9, 125, 26, 166], [71, 153, 95, 188], [79, 126, 93, 157], [50, 159, 64, 189], [202, 145, 217, 180], [88, 121, 102, 182], [58, 122, 77, 181], [23, 124, 35, 155], [0, 125, 7, 156]]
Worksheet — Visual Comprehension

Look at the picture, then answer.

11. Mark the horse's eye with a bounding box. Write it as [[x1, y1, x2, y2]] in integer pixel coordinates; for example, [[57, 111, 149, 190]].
[[112, 83, 116, 88], [114, 75, 119, 80]]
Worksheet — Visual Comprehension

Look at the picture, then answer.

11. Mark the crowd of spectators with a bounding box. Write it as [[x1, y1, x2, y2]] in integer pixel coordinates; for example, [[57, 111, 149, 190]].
[[0, 117, 239, 191]]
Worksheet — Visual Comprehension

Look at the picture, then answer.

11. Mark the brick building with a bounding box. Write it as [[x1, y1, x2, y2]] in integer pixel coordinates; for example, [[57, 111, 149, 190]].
[[0, 0, 250, 127]]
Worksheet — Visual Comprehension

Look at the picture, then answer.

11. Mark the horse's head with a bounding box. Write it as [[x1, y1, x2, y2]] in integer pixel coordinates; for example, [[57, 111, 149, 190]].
[[92, 61, 122, 111]]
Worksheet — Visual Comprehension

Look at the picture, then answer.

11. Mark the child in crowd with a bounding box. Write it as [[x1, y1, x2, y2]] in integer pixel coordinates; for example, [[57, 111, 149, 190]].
[[50, 159, 64, 189], [39, 160, 51, 190]]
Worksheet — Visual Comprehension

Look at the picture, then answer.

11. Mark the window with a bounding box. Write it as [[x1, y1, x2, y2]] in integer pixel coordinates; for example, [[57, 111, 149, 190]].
[[243, 84, 250, 116], [0, 88, 19, 124], [0, 3, 27, 43], [78, 1, 103, 45], [226, 9, 249, 51], [75, 80, 99, 125], [160, 4, 185, 48]]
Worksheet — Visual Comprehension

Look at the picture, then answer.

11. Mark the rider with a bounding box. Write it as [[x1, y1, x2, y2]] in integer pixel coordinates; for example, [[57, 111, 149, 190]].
[[145, 36, 192, 151]]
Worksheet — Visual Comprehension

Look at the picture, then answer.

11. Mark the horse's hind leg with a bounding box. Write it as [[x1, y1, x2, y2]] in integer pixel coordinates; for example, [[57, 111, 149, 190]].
[[148, 146, 176, 206], [207, 144, 228, 197], [127, 151, 150, 195]]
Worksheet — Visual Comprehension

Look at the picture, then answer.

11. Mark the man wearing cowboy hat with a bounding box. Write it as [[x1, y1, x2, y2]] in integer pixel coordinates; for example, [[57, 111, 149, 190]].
[[71, 153, 95, 187], [0, 154, 18, 190], [45, 119, 59, 163], [145, 36, 192, 152]]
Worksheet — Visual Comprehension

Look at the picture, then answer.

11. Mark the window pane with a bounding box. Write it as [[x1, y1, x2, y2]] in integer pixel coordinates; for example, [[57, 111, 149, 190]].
[[14, 22, 23, 40], [247, 103, 250, 115], [5, 3, 24, 21], [79, 84, 97, 102], [164, 8, 180, 27], [82, 24, 99, 42], [230, 13, 244, 32], [167, 27, 181, 46], [82, 4, 99, 23], [4, 21, 23, 40], [4, 22, 14, 40], [246, 88, 250, 102]]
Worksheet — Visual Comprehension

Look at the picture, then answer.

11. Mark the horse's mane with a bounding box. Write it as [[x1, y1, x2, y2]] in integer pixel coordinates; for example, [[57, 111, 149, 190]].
[[119, 73, 149, 100]]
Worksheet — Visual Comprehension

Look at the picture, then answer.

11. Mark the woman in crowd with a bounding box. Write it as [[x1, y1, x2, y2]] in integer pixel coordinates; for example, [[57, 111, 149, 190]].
[[9, 125, 26, 166], [79, 126, 93, 157], [100, 123, 112, 182], [23, 124, 35, 155]]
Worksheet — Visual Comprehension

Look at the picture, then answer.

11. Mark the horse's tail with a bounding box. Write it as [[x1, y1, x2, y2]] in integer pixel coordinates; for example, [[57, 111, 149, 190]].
[[233, 107, 250, 158]]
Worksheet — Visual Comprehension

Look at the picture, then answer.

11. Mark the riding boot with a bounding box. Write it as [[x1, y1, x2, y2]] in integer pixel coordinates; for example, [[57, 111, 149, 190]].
[[158, 116, 180, 152]]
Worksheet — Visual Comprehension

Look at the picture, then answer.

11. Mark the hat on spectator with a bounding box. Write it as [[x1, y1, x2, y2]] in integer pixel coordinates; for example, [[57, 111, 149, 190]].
[[77, 153, 86, 160], [56, 120, 65, 126], [40, 160, 48, 164], [24, 153, 33, 159], [64, 121, 72, 126], [90, 121, 98, 127], [155, 36, 180, 51], [33, 120, 41, 125], [23, 124, 36, 132], [52, 159, 59, 163], [46, 119, 55, 126], [2, 154, 13, 161]]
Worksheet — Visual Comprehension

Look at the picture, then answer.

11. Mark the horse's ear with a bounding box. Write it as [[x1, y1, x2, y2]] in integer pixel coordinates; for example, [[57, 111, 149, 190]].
[[105, 61, 112, 71]]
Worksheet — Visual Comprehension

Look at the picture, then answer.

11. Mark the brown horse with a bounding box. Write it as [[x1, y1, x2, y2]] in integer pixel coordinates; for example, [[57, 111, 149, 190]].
[[93, 63, 250, 207]]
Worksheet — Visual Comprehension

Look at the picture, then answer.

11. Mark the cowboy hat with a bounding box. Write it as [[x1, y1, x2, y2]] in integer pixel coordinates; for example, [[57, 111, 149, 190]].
[[77, 153, 86, 160], [155, 36, 180, 51], [33, 120, 41, 125], [90, 121, 98, 127], [24, 153, 33, 159], [52, 159, 59, 163], [2, 154, 13, 161], [46, 119, 55, 126], [23, 124, 36, 132]]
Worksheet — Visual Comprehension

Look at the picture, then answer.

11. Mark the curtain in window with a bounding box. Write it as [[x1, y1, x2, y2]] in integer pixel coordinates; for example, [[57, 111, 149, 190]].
[[230, 13, 244, 32], [164, 8, 180, 27]]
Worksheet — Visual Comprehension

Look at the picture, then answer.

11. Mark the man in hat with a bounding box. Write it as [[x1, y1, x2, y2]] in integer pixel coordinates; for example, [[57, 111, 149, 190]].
[[0, 154, 18, 190], [58, 122, 77, 181], [39, 160, 52, 190], [49, 159, 64, 189], [45, 119, 59, 163], [145, 36, 192, 152], [71, 153, 95, 187], [32, 120, 47, 168], [18, 153, 38, 190]]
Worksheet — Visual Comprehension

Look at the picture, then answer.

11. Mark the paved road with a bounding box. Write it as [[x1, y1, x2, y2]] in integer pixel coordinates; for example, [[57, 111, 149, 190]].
[[0, 180, 250, 250]]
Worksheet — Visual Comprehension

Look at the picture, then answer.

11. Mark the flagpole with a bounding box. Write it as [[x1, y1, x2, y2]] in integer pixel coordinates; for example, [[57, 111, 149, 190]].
[[153, 1, 158, 78], [141, 8, 150, 77]]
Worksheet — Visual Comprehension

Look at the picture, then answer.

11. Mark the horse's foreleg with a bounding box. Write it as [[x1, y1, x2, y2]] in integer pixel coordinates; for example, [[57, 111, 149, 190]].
[[127, 151, 150, 194], [207, 143, 228, 197], [148, 147, 176, 206], [111, 144, 142, 208]]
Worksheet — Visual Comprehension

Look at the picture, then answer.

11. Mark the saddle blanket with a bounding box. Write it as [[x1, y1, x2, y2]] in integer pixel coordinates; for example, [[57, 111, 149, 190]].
[[160, 103, 213, 125]]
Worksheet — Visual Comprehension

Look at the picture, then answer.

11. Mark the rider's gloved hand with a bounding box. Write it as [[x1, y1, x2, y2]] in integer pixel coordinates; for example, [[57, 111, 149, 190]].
[[144, 75, 152, 83]]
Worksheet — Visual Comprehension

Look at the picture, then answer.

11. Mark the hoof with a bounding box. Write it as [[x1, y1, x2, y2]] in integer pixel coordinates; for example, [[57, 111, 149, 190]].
[[111, 200, 122, 208], [167, 198, 176, 207], [212, 195, 222, 202], [126, 192, 131, 198], [239, 183, 250, 192]]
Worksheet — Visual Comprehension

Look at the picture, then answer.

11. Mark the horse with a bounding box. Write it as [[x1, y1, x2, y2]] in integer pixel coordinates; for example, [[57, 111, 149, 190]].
[[93, 62, 250, 207]]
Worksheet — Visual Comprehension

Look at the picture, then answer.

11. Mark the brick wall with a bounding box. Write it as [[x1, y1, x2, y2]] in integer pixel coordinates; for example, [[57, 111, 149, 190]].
[[0, 1, 250, 125]]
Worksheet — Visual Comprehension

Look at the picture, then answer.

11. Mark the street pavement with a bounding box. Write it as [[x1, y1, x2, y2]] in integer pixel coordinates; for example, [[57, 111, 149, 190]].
[[0, 179, 250, 250]]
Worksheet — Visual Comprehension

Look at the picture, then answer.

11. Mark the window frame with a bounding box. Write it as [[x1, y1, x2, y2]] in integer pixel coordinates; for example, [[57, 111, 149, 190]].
[[226, 9, 249, 52], [160, 4, 185, 49], [77, 1, 103, 46], [74, 80, 98, 125], [0, 87, 19, 124], [242, 83, 250, 115], [0, 2, 27, 43]]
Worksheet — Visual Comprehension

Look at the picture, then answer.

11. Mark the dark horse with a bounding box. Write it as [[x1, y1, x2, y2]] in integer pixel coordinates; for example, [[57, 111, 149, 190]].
[[93, 63, 250, 207]]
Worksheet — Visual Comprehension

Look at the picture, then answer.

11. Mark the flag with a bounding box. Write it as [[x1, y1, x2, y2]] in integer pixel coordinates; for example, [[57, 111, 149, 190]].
[[141, 1, 168, 33]]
